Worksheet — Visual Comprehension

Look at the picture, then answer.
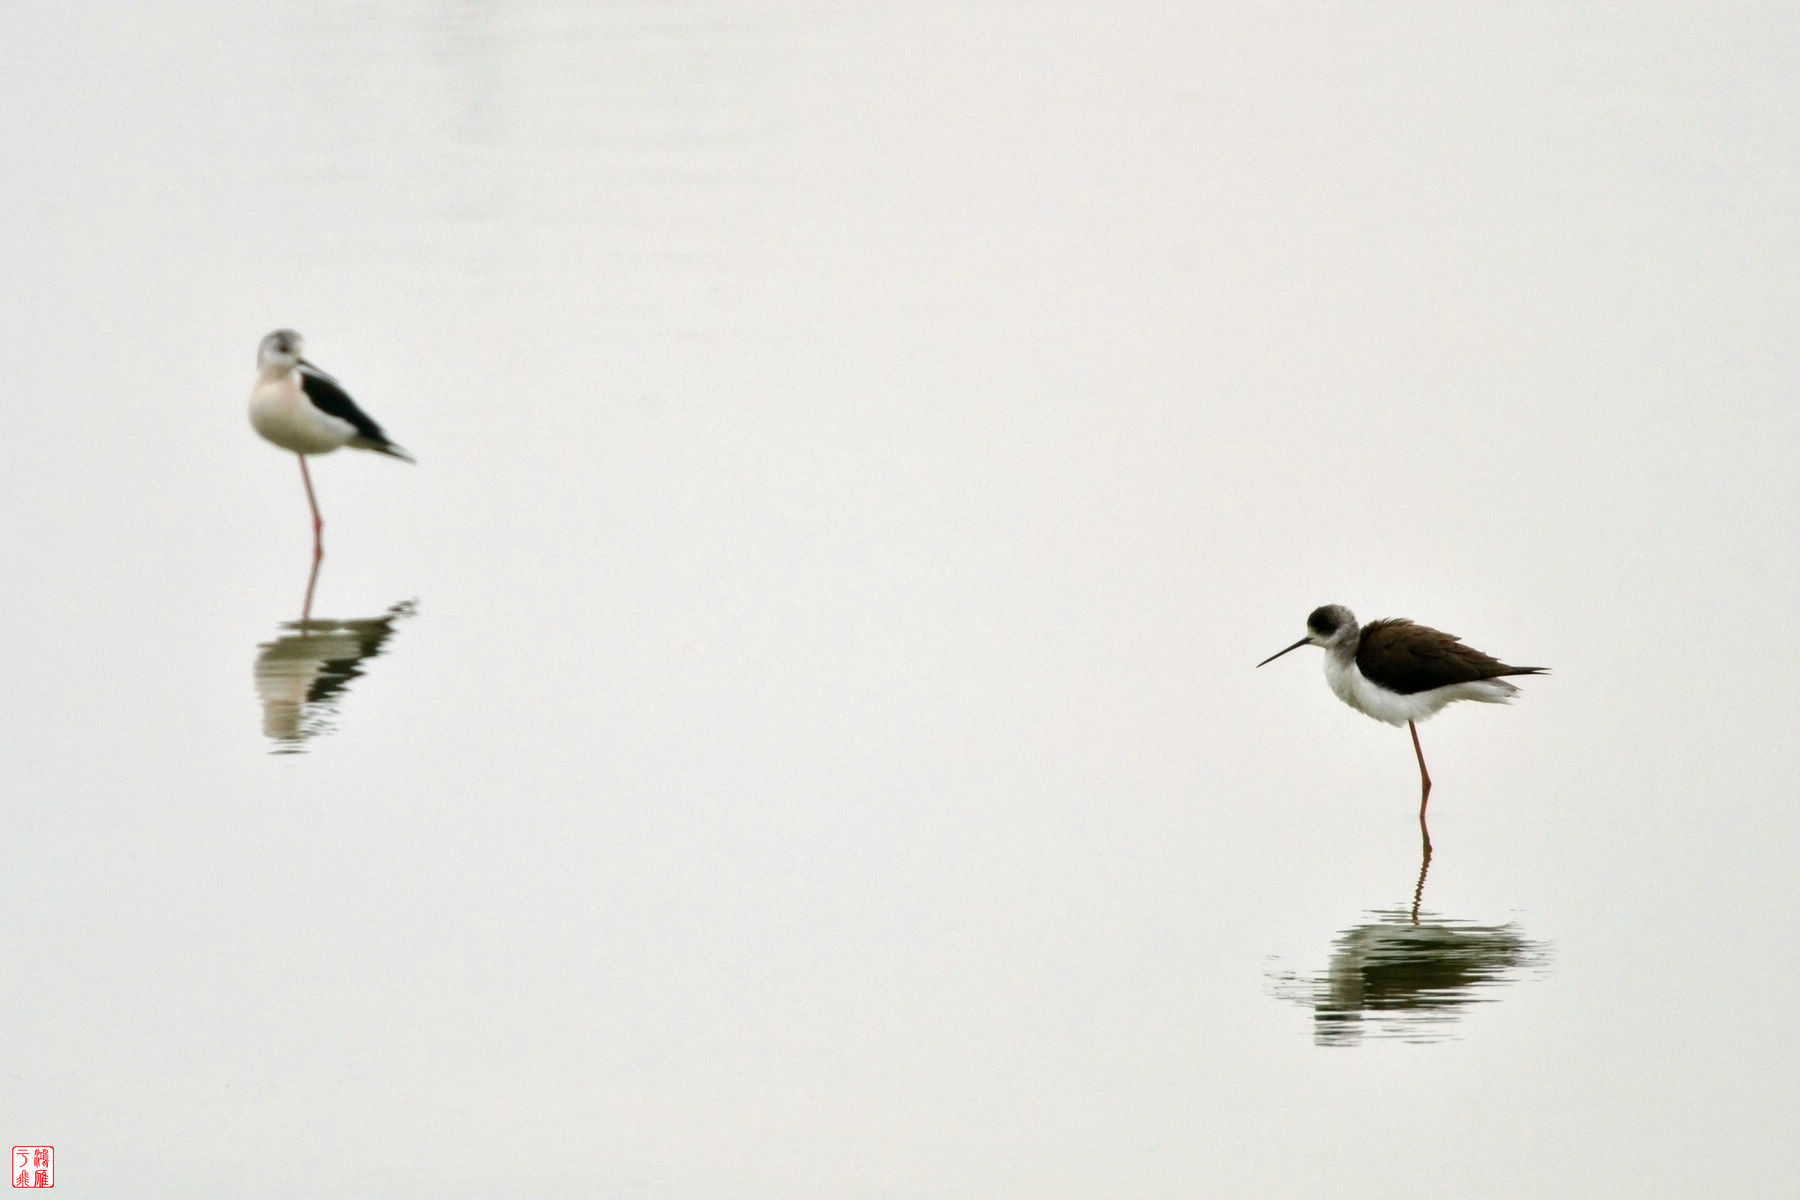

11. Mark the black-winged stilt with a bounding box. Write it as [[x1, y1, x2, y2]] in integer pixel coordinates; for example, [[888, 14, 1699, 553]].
[[1257, 605, 1546, 823], [248, 329, 412, 563]]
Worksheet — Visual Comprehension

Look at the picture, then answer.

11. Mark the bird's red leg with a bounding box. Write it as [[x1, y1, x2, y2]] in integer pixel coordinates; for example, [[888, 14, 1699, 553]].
[[300, 553, 321, 625], [1409, 719, 1432, 820], [297, 454, 324, 563]]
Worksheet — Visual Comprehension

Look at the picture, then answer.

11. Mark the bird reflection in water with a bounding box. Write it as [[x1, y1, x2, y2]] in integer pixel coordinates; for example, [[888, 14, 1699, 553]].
[[1269, 829, 1551, 1046], [255, 597, 417, 752]]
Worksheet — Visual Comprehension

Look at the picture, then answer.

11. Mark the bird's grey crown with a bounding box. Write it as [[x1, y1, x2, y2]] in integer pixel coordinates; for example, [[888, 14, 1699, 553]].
[[1307, 604, 1353, 638], [259, 328, 302, 364]]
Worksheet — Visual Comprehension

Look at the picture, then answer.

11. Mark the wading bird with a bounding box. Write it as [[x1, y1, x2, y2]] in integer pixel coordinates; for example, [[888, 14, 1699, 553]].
[[1258, 605, 1546, 820], [249, 328, 412, 562]]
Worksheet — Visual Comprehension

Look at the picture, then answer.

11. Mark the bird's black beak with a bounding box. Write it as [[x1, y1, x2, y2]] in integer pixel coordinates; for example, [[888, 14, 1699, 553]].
[[1256, 637, 1312, 668]]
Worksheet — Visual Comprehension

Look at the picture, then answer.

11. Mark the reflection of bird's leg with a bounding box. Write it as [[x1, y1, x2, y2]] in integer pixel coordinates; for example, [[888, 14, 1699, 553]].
[[297, 454, 324, 563], [1408, 719, 1432, 818], [1411, 824, 1433, 925]]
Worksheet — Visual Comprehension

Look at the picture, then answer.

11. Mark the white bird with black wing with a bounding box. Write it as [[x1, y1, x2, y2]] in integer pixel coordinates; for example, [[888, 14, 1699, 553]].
[[249, 328, 413, 560], [1258, 604, 1547, 819]]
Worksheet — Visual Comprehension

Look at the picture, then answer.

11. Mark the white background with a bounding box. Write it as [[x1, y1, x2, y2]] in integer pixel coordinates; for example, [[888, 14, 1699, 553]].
[[2, 3, 1795, 1196]]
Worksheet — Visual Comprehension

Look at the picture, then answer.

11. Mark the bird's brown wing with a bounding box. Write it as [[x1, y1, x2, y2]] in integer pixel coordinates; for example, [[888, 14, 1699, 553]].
[[1355, 618, 1529, 695]]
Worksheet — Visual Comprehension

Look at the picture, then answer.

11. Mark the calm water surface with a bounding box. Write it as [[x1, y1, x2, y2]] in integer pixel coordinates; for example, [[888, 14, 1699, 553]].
[[2, 3, 1796, 1197]]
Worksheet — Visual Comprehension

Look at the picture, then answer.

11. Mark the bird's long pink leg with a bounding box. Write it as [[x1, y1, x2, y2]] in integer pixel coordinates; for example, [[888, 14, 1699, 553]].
[[300, 553, 321, 625], [297, 454, 324, 563], [1409, 719, 1432, 820]]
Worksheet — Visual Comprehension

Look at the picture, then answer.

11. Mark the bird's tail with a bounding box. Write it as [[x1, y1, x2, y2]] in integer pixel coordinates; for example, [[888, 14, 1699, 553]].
[[353, 437, 415, 463]]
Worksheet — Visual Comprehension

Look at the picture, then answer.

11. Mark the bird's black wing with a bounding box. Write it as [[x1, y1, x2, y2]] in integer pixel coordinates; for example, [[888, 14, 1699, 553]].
[[300, 366, 411, 460], [1356, 618, 1540, 694]]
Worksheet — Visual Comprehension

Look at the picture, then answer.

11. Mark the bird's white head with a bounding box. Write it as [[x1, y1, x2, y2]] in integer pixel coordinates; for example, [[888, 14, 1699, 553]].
[[257, 328, 305, 374], [1257, 603, 1359, 667]]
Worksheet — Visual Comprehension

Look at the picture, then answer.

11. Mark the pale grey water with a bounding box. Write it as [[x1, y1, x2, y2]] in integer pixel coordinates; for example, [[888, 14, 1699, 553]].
[[2, 3, 1796, 1197]]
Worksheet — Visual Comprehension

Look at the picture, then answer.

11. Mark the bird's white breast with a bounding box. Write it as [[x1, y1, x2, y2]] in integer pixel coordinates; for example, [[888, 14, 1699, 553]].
[[1323, 655, 1414, 725], [249, 373, 355, 455]]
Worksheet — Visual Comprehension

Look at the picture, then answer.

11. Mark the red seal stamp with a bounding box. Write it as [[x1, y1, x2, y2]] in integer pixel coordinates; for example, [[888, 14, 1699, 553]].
[[11, 1148, 52, 1189]]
